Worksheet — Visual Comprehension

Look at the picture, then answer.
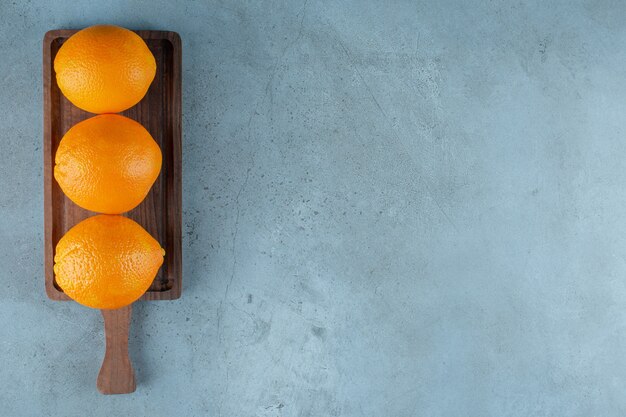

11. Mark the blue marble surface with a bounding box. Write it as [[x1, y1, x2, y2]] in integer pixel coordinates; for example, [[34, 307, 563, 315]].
[[1, 0, 626, 415]]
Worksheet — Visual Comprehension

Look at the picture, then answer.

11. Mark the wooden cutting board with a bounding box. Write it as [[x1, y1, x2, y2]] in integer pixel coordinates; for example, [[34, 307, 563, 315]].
[[43, 29, 182, 394]]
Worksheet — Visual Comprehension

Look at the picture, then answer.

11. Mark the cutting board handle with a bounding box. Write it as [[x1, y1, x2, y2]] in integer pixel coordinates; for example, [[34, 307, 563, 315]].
[[97, 304, 136, 394]]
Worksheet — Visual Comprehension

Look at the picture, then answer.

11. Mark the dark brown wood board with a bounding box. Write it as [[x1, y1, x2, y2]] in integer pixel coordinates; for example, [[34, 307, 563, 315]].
[[43, 29, 182, 302]]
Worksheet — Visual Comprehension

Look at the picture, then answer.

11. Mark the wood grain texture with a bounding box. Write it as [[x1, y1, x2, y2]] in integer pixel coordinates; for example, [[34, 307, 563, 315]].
[[43, 29, 182, 301], [97, 305, 136, 394]]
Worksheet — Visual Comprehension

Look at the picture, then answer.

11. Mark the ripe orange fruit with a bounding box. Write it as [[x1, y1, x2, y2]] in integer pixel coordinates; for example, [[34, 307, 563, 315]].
[[54, 114, 162, 214], [54, 215, 165, 309], [54, 24, 156, 114]]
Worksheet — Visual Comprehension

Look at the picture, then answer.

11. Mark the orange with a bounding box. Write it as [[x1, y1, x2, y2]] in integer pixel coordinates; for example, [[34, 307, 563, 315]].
[[54, 24, 156, 114], [54, 215, 165, 309], [54, 114, 162, 214]]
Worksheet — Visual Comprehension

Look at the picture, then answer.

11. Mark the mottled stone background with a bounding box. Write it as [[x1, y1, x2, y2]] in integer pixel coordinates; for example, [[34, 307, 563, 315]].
[[1, 0, 626, 415]]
